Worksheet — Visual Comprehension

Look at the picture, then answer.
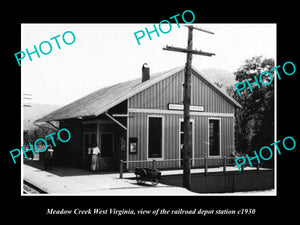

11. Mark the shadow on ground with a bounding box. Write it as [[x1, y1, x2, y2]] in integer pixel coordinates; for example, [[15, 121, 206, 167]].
[[23, 159, 116, 177]]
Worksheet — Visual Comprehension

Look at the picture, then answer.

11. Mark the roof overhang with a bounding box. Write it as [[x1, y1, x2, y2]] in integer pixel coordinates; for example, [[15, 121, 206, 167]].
[[35, 65, 241, 123]]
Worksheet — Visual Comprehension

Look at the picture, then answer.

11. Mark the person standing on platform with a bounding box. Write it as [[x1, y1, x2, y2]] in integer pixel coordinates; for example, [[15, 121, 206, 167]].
[[44, 144, 54, 171], [91, 142, 101, 172]]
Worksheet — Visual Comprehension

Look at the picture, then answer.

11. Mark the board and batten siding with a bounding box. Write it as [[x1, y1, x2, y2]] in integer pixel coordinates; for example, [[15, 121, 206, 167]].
[[128, 69, 235, 114], [127, 68, 236, 169], [127, 112, 234, 169]]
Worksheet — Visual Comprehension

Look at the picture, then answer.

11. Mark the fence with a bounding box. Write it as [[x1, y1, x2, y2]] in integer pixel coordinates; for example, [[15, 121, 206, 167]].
[[119, 156, 261, 178]]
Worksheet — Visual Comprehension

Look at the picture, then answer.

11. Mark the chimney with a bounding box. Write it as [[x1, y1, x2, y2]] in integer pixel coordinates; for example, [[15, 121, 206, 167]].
[[142, 63, 150, 82]]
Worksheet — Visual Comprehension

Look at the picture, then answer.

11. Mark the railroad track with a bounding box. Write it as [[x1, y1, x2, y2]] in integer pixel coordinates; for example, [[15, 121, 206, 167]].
[[23, 180, 47, 194]]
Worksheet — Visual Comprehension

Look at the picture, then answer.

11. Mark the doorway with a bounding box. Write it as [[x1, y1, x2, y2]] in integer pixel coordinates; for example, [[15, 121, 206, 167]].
[[83, 132, 97, 156], [101, 133, 114, 158]]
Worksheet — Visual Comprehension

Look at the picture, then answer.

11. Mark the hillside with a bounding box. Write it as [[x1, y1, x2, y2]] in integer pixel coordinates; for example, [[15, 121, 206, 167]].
[[23, 103, 61, 130], [200, 68, 236, 89]]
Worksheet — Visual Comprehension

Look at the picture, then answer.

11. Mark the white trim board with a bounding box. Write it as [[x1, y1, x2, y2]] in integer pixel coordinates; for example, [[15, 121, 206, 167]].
[[128, 108, 234, 117]]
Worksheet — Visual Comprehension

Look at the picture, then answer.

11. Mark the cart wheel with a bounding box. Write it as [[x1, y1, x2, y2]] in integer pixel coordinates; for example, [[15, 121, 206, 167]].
[[151, 179, 159, 186], [136, 175, 146, 185]]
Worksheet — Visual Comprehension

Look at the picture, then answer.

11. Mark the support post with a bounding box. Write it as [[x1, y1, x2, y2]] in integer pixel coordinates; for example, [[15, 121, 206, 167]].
[[119, 160, 123, 178], [162, 25, 215, 190], [204, 157, 208, 175], [223, 156, 227, 174], [182, 26, 193, 190], [152, 159, 156, 169]]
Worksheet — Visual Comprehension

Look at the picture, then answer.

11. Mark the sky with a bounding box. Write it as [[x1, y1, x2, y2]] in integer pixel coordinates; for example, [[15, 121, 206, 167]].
[[21, 23, 276, 105]]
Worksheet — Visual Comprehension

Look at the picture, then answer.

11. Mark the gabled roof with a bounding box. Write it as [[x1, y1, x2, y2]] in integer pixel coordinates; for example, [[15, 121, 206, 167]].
[[36, 66, 241, 122]]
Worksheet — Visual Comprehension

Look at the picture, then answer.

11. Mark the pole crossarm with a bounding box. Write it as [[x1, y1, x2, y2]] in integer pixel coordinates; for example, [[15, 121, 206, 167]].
[[163, 45, 215, 57], [184, 25, 215, 35]]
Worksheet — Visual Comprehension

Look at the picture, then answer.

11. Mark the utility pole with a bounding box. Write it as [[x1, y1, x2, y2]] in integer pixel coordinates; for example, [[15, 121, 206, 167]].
[[23, 93, 32, 107], [163, 25, 215, 190]]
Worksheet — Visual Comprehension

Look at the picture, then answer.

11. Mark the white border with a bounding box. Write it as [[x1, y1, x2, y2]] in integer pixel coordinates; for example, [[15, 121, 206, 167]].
[[20, 23, 276, 197], [274, 24, 278, 196], [126, 100, 129, 169]]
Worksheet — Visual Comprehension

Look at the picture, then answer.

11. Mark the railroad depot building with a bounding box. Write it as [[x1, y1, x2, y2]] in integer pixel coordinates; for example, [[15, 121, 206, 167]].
[[36, 65, 241, 171]]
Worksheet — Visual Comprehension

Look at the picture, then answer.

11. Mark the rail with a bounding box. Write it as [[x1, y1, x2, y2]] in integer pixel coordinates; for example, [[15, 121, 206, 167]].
[[23, 180, 48, 194], [119, 156, 260, 178]]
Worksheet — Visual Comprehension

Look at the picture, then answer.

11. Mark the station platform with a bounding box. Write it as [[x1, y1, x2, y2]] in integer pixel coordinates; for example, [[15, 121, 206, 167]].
[[22, 163, 196, 195], [23, 160, 275, 195]]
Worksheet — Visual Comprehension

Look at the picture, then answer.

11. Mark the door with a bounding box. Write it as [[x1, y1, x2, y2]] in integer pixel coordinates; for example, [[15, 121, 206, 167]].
[[101, 133, 114, 158], [179, 119, 194, 167]]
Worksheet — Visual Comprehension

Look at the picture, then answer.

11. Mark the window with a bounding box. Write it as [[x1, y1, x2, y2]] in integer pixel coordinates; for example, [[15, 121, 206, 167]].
[[148, 117, 163, 159], [208, 119, 220, 156]]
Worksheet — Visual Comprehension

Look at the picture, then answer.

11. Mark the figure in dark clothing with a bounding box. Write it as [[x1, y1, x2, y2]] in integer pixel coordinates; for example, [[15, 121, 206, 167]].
[[44, 144, 54, 170]]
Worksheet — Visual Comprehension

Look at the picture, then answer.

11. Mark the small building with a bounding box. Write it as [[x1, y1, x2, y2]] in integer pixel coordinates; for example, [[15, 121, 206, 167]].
[[36, 65, 241, 171]]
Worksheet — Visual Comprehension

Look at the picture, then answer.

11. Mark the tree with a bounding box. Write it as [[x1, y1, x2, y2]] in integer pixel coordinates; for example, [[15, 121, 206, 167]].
[[231, 56, 274, 156], [23, 123, 56, 146]]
